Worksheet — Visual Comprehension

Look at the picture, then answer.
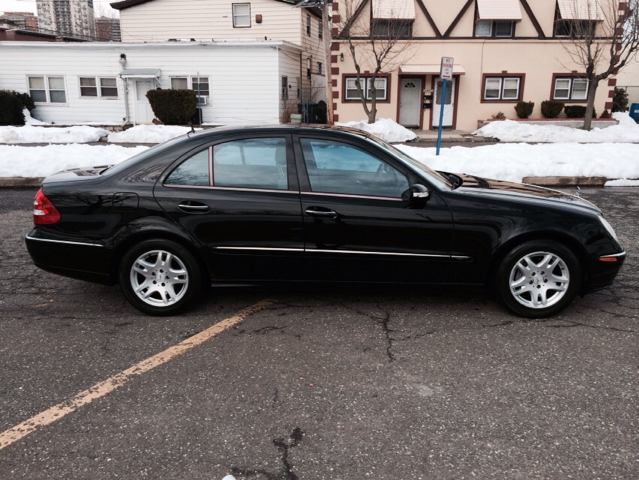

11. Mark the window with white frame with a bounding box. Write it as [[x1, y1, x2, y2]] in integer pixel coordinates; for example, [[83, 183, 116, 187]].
[[483, 76, 521, 101], [553, 77, 588, 100], [170, 76, 209, 104], [232, 3, 251, 27], [317, 62, 322, 75], [281, 76, 288, 100], [345, 77, 388, 101], [79, 76, 118, 98], [29, 76, 66, 103]]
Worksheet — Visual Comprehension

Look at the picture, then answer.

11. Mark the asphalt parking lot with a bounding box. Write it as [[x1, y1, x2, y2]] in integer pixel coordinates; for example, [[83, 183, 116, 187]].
[[0, 187, 637, 479]]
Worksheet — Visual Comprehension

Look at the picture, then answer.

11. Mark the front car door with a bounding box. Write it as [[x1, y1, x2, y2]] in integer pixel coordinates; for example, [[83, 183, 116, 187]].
[[293, 133, 454, 283], [153, 133, 305, 282]]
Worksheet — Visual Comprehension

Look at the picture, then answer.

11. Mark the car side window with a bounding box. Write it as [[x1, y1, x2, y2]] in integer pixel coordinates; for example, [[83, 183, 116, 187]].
[[165, 148, 210, 186], [300, 138, 408, 198], [213, 138, 288, 190]]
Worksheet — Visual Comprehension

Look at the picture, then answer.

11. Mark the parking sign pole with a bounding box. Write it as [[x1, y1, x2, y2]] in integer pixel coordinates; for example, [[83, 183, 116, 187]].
[[436, 79, 447, 156], [436, 57, 454, 156]]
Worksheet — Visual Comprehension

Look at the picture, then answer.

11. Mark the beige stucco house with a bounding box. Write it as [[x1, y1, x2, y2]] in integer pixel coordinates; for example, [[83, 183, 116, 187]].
[[329, 0, 624, 129]]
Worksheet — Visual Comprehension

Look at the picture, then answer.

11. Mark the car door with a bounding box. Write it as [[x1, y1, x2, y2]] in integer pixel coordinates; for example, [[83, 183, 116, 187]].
[[153, 133, 305, 281], [293, 134, 454, 283]]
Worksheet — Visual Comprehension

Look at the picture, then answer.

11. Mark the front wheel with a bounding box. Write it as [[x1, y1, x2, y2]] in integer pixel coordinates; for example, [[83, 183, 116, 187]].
[[119, 239, 201, 316], [497, 240, 582, 318]]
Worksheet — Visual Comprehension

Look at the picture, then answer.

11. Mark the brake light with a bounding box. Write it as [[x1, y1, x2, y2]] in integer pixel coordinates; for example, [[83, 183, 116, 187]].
[[33, 189, 61, 225]]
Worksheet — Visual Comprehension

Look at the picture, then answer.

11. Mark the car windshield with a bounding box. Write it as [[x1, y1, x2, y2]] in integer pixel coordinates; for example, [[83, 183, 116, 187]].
[[101, 135, 190, 176], [364, 136, 453, 190]]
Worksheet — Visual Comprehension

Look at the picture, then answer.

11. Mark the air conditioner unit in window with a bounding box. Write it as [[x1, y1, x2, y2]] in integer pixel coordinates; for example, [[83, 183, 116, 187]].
[[197, 96, 209, 106]]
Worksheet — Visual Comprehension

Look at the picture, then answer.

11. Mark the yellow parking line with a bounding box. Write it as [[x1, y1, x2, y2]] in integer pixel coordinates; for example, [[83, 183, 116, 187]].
[[0, 299, 273, 451]]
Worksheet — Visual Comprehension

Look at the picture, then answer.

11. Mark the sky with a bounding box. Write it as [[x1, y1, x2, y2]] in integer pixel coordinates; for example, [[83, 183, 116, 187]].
[[0, 0, 118, 16]]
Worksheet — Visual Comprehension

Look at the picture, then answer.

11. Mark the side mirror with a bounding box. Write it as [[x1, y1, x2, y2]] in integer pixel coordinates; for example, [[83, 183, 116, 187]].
[[409, 183, 430, 200]]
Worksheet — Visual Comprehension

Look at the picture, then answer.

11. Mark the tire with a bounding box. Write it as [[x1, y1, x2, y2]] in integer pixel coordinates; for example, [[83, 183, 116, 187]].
[[119, 239, 202, 316], [497, 240, 582, 318]]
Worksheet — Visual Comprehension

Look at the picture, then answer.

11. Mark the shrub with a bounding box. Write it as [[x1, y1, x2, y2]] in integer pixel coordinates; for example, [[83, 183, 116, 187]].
[[541, 100, 564, 118], [600, 109, 611, 118], [564, 105, 597, 118], [612, 87, 629, 112], [146, 89, 198, 125], [514, 101, 534, 119], [0, 90, 35, 126], [491, 111, 506, 120]]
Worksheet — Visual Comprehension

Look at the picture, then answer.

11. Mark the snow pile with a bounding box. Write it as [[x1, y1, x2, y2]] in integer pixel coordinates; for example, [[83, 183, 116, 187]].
[[472, 112, 639, 143], [108, 125, 199, 144], [396, 142, 639, 183], [337, 118, 417, 143], [0, 124, 110, 144], [604, 179, 639, 187], [0, 144, 148, 177], [23, 108, 47, 126]]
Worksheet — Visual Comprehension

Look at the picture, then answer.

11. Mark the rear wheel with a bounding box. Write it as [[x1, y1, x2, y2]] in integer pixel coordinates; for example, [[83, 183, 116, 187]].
[[119, 239, 201, 316], [497, 240, 581, 318]]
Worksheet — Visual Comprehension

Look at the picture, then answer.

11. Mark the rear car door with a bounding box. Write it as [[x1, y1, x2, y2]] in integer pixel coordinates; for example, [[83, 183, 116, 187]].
[[294, 134, 454, 283], [153, 133, 305, 281]]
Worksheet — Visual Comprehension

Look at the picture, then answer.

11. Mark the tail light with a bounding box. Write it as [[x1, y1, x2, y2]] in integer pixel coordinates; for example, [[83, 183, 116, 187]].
[[33, 189, 61, 225]]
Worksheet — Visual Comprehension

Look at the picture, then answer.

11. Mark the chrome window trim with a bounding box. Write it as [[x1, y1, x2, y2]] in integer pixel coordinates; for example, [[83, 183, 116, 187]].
[[25, 234, 104, 248], [162, 184, 299, 195], [302, 192, 404, 202], [217, 247, 304, 252]]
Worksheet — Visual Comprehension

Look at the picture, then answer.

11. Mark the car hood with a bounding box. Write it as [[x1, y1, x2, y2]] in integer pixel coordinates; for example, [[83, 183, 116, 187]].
[[450, 173, 601, 213]]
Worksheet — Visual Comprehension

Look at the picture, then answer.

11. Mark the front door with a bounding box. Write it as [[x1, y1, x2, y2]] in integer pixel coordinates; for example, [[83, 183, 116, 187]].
[[399, 78, 422, 128], [135, 80, 155, 124], [294, 135, 454, 283], [432, 77, 455, 129]]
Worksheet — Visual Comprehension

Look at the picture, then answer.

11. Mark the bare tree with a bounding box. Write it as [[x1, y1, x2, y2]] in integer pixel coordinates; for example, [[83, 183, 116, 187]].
[[558, 0, 639, 130], [335, 0, 414, 123]]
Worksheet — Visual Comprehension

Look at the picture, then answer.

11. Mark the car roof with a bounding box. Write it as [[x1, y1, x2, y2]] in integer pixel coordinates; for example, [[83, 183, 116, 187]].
[[185, 124, 376, 142]]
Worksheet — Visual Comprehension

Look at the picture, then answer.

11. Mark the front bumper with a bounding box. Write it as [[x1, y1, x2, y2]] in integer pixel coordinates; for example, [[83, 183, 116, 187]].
[[585, 250, 627, 293]]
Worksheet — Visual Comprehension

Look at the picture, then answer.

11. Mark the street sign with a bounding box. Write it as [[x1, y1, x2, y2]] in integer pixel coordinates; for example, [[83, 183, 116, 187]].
[[440, 56, 454, 80]]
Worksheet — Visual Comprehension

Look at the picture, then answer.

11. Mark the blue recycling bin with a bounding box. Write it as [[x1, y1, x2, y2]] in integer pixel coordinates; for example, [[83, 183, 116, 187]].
[[629, 103, 639, 122]]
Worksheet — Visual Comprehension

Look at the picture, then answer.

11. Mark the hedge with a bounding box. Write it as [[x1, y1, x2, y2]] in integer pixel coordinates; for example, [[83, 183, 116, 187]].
[[564, 105, 597, 118], [0, 90, 35, 126], [541, 100, 564, 118], [146, 89, 198, 125], [514, 101, 534, 119]]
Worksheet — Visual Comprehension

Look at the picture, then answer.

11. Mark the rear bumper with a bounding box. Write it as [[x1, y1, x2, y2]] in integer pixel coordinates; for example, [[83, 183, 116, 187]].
[[25, 229, 115, 285], [585, 251, 626, 293]]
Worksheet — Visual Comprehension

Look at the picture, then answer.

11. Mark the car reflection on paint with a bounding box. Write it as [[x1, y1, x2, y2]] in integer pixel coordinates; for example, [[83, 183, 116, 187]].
[[26, 125, 625, 317]]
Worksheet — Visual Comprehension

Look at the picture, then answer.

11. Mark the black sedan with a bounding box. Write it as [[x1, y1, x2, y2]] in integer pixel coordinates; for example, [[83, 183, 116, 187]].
[[26, 125, 625, 317]]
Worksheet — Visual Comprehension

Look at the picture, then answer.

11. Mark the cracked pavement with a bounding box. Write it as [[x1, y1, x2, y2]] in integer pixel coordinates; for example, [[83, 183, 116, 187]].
[[0, 188, 637, 479]]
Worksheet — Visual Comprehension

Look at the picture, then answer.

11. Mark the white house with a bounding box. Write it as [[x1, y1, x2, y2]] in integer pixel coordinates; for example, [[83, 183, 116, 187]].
[[111, 0, 328, 107], [0, 40, 303, 125]]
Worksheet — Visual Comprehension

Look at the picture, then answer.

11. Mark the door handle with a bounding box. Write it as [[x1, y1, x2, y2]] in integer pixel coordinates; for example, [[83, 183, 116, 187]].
[[178, 202, 210, 213], [305, 207, 337, 219]]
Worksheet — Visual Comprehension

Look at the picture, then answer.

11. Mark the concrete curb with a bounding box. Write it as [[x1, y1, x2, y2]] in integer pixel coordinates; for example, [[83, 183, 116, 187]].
[[0, 176, 626, 189]]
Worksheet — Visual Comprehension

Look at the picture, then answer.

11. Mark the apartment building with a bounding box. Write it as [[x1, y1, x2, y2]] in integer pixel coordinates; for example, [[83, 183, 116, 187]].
[[330, 0, 622, 129], [37, 0, 96, 39]]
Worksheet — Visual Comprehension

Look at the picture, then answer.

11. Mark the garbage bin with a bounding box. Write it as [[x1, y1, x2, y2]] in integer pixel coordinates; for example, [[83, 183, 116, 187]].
[[298, 102, 318, 123], [629, 103, 639, 123], [315, 100, 327, 124]]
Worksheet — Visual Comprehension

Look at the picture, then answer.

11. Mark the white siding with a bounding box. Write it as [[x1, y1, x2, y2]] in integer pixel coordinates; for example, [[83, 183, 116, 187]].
[[119, 0, 302, 44], [0, 42, 302, 125]]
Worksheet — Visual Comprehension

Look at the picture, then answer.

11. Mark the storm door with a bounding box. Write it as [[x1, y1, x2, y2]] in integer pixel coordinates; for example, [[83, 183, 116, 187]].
[[399, 78, 422, 128]]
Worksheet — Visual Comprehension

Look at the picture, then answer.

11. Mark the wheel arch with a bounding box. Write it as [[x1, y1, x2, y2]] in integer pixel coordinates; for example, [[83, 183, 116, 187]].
[[486, 230, 590, 295], [109, 229, 211, 286]]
